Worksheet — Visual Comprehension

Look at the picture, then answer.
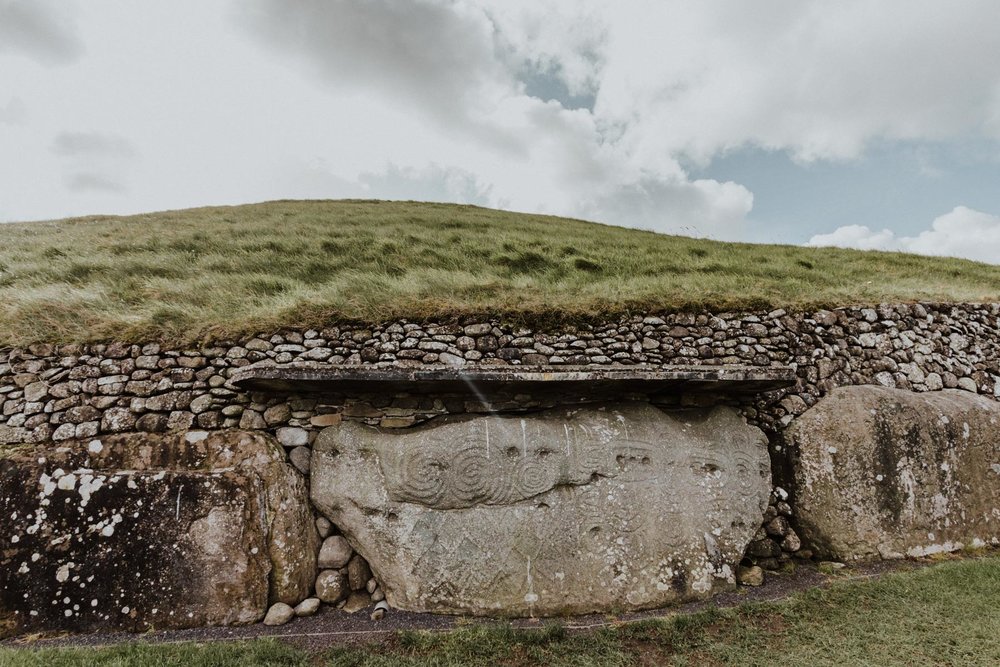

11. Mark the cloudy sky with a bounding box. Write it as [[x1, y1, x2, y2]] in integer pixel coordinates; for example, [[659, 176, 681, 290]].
[[2, 1, 1000, 263]]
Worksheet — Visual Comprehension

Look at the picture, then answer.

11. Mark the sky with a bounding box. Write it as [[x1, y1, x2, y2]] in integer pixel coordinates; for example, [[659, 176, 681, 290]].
[[2, 1, 1000, 264]]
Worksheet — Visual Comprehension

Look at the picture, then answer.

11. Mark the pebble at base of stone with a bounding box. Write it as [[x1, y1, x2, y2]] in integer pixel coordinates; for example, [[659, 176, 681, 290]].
[[263, 602, 295, 626], [293, 597, 321, 617]]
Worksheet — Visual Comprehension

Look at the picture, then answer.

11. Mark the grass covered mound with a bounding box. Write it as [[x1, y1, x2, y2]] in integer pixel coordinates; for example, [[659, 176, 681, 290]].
[[1, 199, 998, 346]]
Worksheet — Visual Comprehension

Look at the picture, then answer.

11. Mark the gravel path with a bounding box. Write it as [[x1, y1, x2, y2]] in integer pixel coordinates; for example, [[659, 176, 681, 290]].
[[0, 558, 926, 654]]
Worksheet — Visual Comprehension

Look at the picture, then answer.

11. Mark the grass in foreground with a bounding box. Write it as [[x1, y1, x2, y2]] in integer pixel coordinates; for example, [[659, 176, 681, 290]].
[[1, 199, 999, 347], [2, 554, 998, 666]]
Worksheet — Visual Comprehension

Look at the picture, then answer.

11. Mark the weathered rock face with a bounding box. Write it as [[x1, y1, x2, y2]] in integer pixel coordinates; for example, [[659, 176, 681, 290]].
[[0, 430, 317, 637], [311, 402, 770, 616], [785, 387, 1000, 560]]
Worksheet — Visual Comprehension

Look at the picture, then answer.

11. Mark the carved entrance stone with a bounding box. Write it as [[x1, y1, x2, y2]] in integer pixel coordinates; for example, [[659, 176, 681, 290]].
[[311, 402, 770, 616]]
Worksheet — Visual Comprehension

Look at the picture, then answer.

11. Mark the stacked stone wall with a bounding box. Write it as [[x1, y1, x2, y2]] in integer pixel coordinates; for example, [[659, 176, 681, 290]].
[[3, 303, 998, 454], [1, 302, 998, 627]]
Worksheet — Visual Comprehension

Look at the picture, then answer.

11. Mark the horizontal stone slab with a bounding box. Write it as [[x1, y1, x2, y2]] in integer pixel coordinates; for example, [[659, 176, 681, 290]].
[[231, 364, 795, 398]]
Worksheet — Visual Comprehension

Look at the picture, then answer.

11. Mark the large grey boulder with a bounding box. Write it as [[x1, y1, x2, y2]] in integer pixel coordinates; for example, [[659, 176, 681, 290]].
[[311, 402, 770, 616], [0, 430, 317, 637], [784, 386, 1000, 560]]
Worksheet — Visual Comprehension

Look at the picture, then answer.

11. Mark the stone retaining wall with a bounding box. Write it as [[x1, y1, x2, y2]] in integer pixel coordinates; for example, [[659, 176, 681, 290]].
[[1, 302, 998, 629], [2, 303, 998, 573], [3, 303, 997, 452]]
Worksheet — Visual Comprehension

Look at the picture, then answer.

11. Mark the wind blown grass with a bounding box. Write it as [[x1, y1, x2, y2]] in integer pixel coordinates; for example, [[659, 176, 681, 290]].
[[1, 199, 998, 346]]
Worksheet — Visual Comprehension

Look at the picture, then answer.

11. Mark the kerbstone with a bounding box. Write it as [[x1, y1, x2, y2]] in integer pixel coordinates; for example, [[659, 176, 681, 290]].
[[784, 386, 1000, 560], [0, 430, 317, 636], [311, 402, 770, 616]]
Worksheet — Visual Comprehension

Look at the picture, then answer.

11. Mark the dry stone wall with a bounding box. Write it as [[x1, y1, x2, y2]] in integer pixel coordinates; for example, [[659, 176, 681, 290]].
[[2, 303, 998, 453], [0, 301, 998, 628]]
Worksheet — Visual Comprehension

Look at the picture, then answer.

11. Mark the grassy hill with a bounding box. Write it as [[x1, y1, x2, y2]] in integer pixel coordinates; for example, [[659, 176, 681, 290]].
[[1, 199, 998, 346]]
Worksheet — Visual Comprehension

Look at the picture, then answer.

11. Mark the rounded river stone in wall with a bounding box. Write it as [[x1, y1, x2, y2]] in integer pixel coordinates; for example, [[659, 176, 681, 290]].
[[310, 402, 771, 616]]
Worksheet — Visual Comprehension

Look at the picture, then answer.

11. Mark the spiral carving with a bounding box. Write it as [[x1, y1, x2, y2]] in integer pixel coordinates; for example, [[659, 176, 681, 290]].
[[397, 449, 447, 505], [516, 459, 555, 498], [451, 447, 512, 504]]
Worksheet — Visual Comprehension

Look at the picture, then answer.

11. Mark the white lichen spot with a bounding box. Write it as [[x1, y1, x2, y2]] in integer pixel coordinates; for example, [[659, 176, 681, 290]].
[[77, 474, 105, 508], [87, 440, 103, 454], [31, 553, 40, 562], [17, 562, 29, 575], [91, 599, 98, 607], [121, 606, 130, 614], [57, 473, 77, 492], [40, 473, 57, 497], [11, 535, 19, 544], [101, 524, 115, 537], [55, 563, 73, 583]]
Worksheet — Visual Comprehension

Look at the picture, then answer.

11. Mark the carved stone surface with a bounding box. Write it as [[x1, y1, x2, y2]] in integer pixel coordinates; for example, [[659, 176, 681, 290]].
[[311, 402, 770, 616], [784, 386, 1000, 560], [0, 430, 317, 637]]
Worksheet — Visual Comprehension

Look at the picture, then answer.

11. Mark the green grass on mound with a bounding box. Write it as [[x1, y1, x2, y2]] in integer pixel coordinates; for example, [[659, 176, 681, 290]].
[[2, 554, 998, 666], [1, 199, 998, 346]]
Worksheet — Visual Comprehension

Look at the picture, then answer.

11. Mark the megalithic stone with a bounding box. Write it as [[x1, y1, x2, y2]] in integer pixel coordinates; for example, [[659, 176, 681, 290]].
[[311, 402, 771, 616]]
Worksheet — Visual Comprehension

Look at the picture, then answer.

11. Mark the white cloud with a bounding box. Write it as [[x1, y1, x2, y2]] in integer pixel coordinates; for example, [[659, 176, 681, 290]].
[[235, 0, 752, 236], [0, 97, 27, 125], [593, 1, 1000, 164], [0, 0, 83, 66], [806, 225, 901, 252], [578, 175, 753, 239], [806, 206, 1000, 264], [903, 207, 1000, 262], [51, 131, 136, 158], [3, 0, 1000, 245], [65, 172, 126, 194]]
